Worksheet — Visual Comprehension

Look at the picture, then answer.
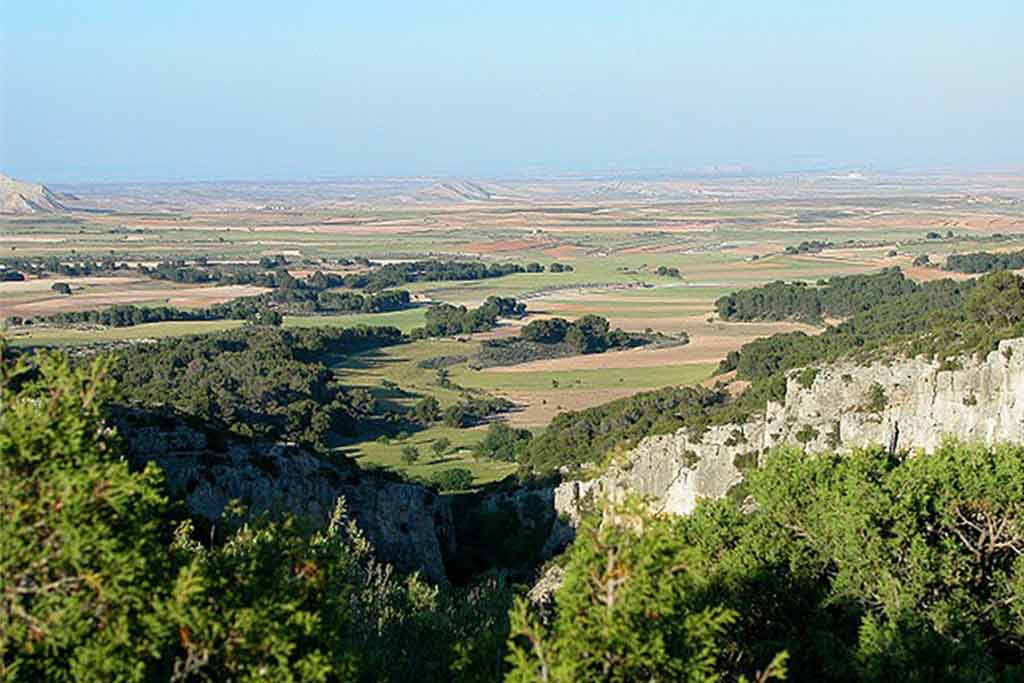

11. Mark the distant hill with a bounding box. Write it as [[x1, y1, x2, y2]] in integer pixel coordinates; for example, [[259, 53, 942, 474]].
[[0, 173, 73, 214]]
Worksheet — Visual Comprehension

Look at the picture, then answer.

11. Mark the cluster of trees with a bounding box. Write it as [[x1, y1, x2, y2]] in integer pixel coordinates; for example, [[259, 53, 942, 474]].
[[655, 265, 681, 277], [512, 440, 1024, 681], [419, 296, 526, 337], [109, 326, 405, 450], [442, 395, 516, 428], [524, 271, 1024, 474], [715, 267, 921, 323], [20, 279, 412, 329], [1, 353, 514, 682], [140, 258, 287, 286], [473, 422, 533, 461], [522, 386, 726, 472], [784, 239, 831, 254], [945, 249, 1024, 273], [519, 314, 636, 354], [341, 260, 529, 292], [0, 255, 129, 278]]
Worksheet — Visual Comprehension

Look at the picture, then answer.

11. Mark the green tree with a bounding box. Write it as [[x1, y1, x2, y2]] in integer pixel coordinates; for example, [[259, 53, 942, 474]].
[[506, 502, 786, 682], [401, 444, 421, 464], [415, 396, 442, 425], [966, 271, 1024, 329], [1, 351, 175, 681], [431, 437, 452, 457]]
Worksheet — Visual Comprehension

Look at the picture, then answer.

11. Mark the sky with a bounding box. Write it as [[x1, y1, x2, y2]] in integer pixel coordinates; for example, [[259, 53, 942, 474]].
[[2, 0, 1022, 183]]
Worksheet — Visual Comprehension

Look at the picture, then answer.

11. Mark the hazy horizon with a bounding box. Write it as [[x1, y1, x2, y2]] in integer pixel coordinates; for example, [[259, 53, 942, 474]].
[[3, 1, 1022, 184]]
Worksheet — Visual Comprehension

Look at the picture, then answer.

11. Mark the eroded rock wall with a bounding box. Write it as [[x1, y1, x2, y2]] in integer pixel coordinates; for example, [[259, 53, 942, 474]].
[[118, 413, 455, 583], [552, 337, 1024, 525]]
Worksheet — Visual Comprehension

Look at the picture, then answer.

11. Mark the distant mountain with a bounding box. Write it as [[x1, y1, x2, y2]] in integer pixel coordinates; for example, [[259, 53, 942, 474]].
[[0, 173, 72, 214]]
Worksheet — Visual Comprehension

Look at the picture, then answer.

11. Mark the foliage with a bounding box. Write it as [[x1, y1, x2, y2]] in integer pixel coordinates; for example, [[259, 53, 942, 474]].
[[522, 386, 726, 472], [1, 349, 516, 682], [474, 422, 533, 462], [431, 437, 451, 456], [506, 502, 785, 683], [1, 350, 174, 682], [513, 440, 1024, 681], [442, 395, 515, 428], [945, 250, 1024, 273], [673, 441, 1024, 680], [427, 468, 474, 491], [342, 260, 527, 292], [400, 444, 421, 464], [520, 314, 637, 354], [109, 325, 404, 450], [714, 267, 919, 323], [421, 297, 526, 337]]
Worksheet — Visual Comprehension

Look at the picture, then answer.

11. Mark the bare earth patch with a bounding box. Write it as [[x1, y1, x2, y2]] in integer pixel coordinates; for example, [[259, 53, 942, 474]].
[[484, 319, 817, 373], [499, 388, 640, 427], [1, 278, 269, 318]]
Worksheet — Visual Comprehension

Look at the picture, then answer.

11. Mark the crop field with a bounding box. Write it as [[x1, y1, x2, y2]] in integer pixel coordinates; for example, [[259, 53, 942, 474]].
[[5, 173, 1023, 484]]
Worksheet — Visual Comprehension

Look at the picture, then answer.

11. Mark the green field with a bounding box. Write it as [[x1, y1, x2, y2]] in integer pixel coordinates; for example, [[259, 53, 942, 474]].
[[7, 320, 244, 346], [451, 362, 717, 392], [339, 425, 518, 490]]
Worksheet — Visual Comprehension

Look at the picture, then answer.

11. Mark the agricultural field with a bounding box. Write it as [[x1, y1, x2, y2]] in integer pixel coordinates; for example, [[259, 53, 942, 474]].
[[5, 172, 1024, 485]]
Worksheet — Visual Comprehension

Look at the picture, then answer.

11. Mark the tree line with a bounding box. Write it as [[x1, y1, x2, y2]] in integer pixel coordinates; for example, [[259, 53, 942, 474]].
[[715, 267, 921, 323], [14, 349, 1024, 680], [108, 326, 406, 451], [945, 249, 1024, 273]]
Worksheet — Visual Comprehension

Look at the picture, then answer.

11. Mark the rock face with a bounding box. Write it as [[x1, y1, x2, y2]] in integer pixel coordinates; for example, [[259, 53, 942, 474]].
[[552, 337, 1024, 525], [0, 174, 71, 214], [117, 412, 455, 583]]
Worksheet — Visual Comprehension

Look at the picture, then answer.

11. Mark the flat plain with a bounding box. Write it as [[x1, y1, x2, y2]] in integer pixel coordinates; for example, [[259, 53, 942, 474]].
[[5, 171, 1023, 484]]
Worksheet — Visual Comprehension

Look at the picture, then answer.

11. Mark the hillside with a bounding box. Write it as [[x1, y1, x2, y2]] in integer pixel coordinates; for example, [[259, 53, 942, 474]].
[[0, 173, 72, 214], [549, 335, 1024, 528]]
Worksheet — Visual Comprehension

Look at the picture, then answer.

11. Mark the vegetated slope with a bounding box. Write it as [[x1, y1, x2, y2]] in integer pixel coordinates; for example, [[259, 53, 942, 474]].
[[945, 249, 1024, 273], [516, 440, 1024, 681], [0, 173, 71, 214], [714, 267, 919, 323], [1, 353, 511, 681], [109, 325, 405, 450], [522, 270, 1024, 474]]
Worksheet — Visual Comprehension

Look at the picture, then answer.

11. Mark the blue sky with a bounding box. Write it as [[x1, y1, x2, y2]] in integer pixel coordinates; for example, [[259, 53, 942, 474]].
[[2, 1, 1022, 182]]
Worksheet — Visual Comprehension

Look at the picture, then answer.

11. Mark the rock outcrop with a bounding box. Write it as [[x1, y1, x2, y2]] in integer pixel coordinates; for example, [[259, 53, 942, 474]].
[[116, 411, 455, 583], [0, 174, 71, 214], [551, 336, 1024, 526]]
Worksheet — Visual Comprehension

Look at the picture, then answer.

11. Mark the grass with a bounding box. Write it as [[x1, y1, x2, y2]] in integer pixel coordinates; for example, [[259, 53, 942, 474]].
[[7, 320, 244, 346], [451, 361, 717, 392], [284, 307, 427, 333], [340, 425, 518, 490]]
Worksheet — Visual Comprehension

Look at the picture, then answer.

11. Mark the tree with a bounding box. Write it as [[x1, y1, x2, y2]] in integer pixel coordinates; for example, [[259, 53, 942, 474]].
[[51, 281, 72, 295], [1, 351, 176, 681], [505, 502, 785, 683], [431, 437, 451, 457], [415, 396, 442, 424], [965, 271, 1024, 329], [474, 421, 532, 461], [428, 468, 474, 491], [400, 444, 420, 464]]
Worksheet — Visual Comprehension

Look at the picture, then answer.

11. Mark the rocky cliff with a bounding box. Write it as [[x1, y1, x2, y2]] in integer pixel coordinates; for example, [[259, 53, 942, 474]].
[[550, 336, 1024, 527], [115, 410, 455, 583]]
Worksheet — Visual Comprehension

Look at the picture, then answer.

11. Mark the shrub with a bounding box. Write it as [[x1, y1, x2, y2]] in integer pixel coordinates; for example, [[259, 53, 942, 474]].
[[428, 468, 474, 491]]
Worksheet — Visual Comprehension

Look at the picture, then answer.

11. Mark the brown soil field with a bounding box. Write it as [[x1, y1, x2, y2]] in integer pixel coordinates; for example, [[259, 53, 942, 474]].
[[542, 244, 584, 258], [485, 319, 819, 373], [462, 239, 553, 254], [1, 279, 269, 318], [499, 388, 640, 427]]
